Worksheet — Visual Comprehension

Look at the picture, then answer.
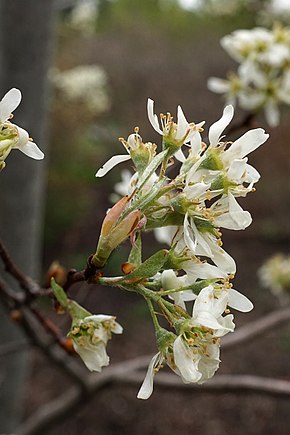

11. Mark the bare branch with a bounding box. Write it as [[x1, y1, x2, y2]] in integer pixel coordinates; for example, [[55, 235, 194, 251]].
[[117, 372, 290, 397], [223, 306, 290, 349], [17, 356, 290, 435], [0, 239, 39, 295], [0, 339, 30, 357], [17, 356, 151, 435]]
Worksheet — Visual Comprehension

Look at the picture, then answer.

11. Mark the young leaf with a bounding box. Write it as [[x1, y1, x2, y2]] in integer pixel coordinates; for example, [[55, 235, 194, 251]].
[[128, 232, 142, 266], [121, 249, 168, 282]]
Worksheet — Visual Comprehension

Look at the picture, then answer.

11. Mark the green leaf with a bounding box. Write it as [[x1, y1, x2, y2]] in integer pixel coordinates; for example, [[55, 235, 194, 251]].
[[51, 278, 68, 308], [128, 232, 142, 266], [136, 150, 168, 190], [121, 249, 168, 281]]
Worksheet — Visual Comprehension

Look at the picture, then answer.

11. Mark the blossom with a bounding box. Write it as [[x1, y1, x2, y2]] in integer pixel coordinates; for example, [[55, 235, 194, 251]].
[[51, 65, 110, 114], [147, 98, 204, 161], [69, 314, 123, 372], [96, 131, 156, 177], [258, 253, 290, 299], [0, 88, 44, 168], [138, 286, 235, 399], [208, 24, 290, 127]]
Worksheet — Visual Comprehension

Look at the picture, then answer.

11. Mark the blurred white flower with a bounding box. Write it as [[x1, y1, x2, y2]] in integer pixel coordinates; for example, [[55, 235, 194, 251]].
[[69, 0, 98, 34], [51, 65, 110, 114], [259, 253, 290, 300], [208, 24, 290, 127]]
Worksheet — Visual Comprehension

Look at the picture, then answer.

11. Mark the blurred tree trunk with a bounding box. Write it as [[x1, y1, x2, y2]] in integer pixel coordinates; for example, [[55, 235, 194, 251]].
[[0, 0, 56, 431]]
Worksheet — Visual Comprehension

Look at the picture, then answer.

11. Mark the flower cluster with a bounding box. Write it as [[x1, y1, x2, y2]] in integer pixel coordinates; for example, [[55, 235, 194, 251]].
[[259, 253, 290, 300], [51, 65, 110, 114], [93, 99, 268, 398], [0, 88, 44, 170], [208, 24, 290, 127], [67, 0, 98, 34]]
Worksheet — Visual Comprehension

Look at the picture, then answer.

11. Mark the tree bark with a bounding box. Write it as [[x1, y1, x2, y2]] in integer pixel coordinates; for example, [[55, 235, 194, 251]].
[[0, 0, 56, 431]]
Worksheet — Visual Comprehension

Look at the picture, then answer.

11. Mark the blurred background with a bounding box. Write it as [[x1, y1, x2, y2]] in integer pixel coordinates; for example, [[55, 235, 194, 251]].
[[1, 0, 290, 434]]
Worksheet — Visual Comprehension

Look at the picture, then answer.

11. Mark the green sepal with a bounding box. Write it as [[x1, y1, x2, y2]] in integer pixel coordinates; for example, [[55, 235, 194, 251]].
[[67, 300, 91, 326], [121, 249, 168, 282], [156, 327, 176, 352], [128, 232, 142, 266], [51, 277, 68, 308], [163, 249, 191, 270], [199, 149, 223, 171], [210, 173, 238, 191], [181, 279, 213, 295]]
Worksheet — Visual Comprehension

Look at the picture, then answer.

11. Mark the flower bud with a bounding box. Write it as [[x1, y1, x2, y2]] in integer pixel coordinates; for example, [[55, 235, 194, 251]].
[[92, 200, 141, 267]]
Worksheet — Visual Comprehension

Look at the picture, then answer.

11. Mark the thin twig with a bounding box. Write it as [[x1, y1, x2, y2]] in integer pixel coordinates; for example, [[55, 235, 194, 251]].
[[223, 306, 290, 349], [17, 355, 151, 435], [0, 339, 30, 357], [0, 239, 38, 294], [17, 360, 290, 435], [118, 372, 290, 397]]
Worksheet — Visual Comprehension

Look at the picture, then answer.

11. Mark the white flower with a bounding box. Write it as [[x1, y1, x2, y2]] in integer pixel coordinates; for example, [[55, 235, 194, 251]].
[[69, 314, 123, 372], [147, 98, 204, 161], [183, 213, 236, 274], [51, 65, 110, 114], [0, 88, 44, 164]]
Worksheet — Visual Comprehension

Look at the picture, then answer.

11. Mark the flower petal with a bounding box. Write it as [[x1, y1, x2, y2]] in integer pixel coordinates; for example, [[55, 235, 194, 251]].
[[18, 142, 44, 160], [0, 88, 22, 123], [137, 353, 162, 400], [223, 128, 269, 162], [95, 154, 131, 177], [176, 105, 189, 140], [73, 341, 109, 372], [173, 336, 201, 383], [207, 77, 230, 94], [147, 98, 162, 135], [228, 288, 253, 312], [208, 105, 234, 147]]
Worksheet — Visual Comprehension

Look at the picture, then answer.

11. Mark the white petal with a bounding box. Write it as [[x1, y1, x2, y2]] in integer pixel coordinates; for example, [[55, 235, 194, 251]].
[[174, 148, 186, 162], [223, 128, 269, 162], [207, 77, 230, 94], [214, 193, 252, 230], [147, 98, 162, 135], [189, 129, 203, 156], [173, 336, 201, 383], [73, 342, 109, 372], [95, 154, 131, 177], [137, 353, 162, 400], [0, 88, 22, 123], [264, 101, 280, 128], [15, 128, 44, 160], [228, 288, 253, 312], [227, 159, 247, 181], [204, 234, 236, 274], [184, 262, 227, 280], [184, 215, 212, 258], [176, 105, 189, 140], [208, 105, 234, 147], [244, 163, 260, 183]]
